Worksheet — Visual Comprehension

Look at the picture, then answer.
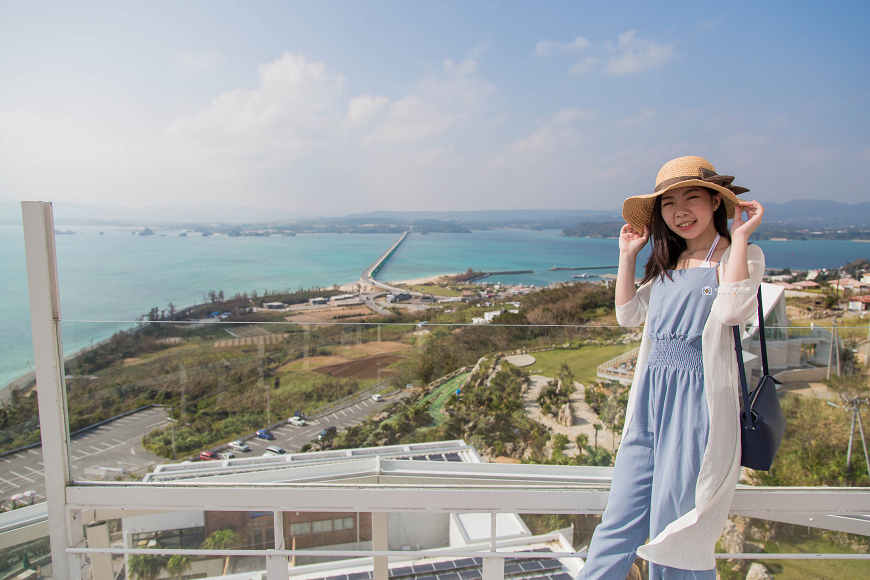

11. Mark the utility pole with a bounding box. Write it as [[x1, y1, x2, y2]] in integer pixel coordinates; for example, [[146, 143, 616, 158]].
[[376, 359, 381, 386], [169, 405, 176, 460], [845, 398, 870, 477]]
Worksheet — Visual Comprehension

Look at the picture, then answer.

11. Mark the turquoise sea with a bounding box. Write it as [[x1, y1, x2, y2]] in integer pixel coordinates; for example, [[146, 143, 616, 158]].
[[1, 202, 868, 389]]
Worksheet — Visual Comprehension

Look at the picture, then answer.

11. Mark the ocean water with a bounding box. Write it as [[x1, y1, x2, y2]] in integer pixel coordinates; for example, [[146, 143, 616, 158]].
[[1, 202, 867, 389]]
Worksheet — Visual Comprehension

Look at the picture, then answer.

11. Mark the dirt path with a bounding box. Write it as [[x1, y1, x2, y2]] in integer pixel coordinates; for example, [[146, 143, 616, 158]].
[[523, 375, 617, 457]]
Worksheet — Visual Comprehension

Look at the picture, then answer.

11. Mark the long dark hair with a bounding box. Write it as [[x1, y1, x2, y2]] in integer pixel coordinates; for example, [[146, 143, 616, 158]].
[[640, 188, 731, 286]]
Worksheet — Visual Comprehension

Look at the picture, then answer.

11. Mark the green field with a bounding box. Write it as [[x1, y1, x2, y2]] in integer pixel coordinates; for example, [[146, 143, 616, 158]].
[[528, 343, 639, 385]]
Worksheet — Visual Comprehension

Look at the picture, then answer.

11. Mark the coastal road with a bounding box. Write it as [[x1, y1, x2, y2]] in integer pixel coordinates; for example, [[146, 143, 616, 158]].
[[0, 406, 168, 503]]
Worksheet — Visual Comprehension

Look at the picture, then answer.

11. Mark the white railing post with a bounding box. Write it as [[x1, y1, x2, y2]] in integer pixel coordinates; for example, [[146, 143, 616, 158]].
[[482, 513, 504, 580], [372, 512, 388, 580], [22, 201, 75, 580], [267, 511, 289, 580]]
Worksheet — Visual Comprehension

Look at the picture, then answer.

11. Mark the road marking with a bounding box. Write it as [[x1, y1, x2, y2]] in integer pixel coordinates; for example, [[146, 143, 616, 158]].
[[37, 462, 43, 466], [112, 439, 125, 445], [71, 451, 90, 459], [90, 446, 104, 452], [9, 470, 35, 483], [28, 449, 40, 456], [0, 477, 18, 488], [145, 422, 166, 430], [340, 409, 348, 417], [24, 466, 43, 477], [100, 442, 115, 449], [0, 457, 10, 463]]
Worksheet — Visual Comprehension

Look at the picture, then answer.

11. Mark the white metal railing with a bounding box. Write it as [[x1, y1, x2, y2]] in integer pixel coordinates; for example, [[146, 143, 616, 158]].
[[17, 201, 870, 580]]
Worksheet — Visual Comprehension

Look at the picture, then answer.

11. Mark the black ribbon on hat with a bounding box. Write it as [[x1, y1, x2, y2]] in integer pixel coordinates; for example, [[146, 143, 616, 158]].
[[654, 167, 750, 195]]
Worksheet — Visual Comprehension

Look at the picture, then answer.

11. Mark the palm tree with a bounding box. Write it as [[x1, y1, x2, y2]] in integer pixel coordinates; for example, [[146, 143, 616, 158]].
[[128, 553, 166, 580], [204, 528, 239, 575], [165, 555, 192, 580]]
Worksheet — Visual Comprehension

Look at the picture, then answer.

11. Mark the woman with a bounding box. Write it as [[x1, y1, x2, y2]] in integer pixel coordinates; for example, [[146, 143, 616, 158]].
[[578, 156, 765, 579]]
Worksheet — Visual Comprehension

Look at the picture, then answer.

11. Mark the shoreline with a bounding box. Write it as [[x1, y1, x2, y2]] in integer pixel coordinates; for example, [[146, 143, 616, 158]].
[[1, 273, 462, 395]]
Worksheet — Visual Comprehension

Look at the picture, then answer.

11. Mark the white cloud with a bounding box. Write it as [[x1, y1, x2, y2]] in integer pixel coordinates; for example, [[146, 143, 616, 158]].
[[552, 107, 596, 124], [535, 36, 591, 56], [361, 58, 496, 146], [510, 126, 558, 153], [569, 56, 598, 75], [533, 39, 558, 56], [0, 109, 125, 170], [614, 108, 655, 127], [605, 31, 676, 75], [176, 51, 222, 75], [566, 36, 591, 50], [164, 52, 346, 157], [536, 31, 675, 76], [347, 95, 389, 127], [360, 95, 456, 145]]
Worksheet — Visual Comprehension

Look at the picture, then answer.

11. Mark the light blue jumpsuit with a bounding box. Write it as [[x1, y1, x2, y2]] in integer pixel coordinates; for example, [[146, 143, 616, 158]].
[[579, 264, 718, 580]]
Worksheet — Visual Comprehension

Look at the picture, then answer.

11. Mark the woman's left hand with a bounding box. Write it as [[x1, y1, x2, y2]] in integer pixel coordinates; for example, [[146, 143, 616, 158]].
[[730, 200, 764, 240]]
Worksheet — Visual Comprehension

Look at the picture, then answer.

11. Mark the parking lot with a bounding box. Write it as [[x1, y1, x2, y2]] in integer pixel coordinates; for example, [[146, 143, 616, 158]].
[[224, 390, 407, 456]]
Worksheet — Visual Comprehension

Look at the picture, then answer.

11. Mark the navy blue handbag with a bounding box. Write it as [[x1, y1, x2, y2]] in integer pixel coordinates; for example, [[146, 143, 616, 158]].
[[732, 288, 786, 471]]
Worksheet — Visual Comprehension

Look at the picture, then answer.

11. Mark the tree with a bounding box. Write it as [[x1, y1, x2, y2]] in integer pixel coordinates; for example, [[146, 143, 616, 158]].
[[128, 553, 166, 580], [165, 555, 192, 580], [593, 423, 602, 447], [204, 528, 239, 575]]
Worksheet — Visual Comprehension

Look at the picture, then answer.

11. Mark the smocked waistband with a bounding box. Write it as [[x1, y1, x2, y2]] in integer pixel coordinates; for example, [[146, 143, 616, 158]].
[[647, 335, 703, 373]]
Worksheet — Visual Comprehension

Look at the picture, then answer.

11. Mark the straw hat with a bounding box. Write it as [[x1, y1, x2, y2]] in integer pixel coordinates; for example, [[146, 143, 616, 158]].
[[622, 156, 749, 231]]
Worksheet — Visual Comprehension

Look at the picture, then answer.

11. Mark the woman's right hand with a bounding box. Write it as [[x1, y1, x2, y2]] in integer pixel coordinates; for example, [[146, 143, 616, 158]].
[[619, 223, 649, 256]]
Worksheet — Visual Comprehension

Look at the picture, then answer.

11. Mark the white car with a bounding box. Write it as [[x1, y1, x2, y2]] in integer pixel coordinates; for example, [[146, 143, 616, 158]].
[[228, 440, 250, 453], [371, 394, 383, 402], [218, 451, 235, 460], [288, 416, 306, 426], [263, 446, 287, 456]]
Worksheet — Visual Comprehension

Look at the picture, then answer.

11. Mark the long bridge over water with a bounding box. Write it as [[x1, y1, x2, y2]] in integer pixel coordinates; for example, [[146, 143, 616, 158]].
[[359, 231, 412, 294]]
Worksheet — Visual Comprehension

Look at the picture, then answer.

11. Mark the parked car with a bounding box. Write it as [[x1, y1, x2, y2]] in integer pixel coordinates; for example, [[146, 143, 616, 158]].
[[199, 451, 219, 461], [263, 446, 287, 456], [318, 426, 337, 440], [371, 394, 383, 402], [228, 440, 250, 452], [256, 429, 275, 440], [218, 452, 235, 460], [288, 416, 306, 426]]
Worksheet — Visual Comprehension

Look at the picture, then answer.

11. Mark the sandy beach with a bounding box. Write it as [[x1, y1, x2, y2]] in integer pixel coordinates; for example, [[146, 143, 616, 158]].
[[336, 272, 459, 293]]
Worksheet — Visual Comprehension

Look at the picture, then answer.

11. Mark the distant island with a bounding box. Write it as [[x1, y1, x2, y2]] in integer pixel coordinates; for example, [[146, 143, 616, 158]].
[[560, 221, 870, 241]]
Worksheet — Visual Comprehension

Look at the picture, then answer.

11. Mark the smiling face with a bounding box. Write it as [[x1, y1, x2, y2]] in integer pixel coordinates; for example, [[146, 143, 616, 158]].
[[659, 186, 721, 240]]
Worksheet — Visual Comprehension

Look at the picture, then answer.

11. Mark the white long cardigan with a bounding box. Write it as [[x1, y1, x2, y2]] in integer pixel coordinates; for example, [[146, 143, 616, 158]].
[[614, 244, 765, 570]]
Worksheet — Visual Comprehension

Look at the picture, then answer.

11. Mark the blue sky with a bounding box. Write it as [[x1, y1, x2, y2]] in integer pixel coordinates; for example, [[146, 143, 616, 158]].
[[1, 1, 868, 216]]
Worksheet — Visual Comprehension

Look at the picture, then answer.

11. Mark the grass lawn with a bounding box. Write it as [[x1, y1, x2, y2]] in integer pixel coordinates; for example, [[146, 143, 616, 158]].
[[748, 533, 870, 579], [406, 284, 460, 297], [529, 343, 639, 385]]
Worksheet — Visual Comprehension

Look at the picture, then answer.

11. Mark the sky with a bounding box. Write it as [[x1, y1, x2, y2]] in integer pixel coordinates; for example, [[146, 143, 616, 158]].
[[1, 0, 869, 216]]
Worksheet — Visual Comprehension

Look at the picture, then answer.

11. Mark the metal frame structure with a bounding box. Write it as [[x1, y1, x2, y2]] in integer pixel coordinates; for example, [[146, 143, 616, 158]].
[[18, 201, 870, 580]]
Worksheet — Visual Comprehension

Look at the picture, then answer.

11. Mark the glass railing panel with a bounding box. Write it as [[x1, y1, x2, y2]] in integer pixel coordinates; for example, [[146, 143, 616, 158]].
[[48, 317, 643, 477], [0, 202, 44, 508], [0, 503, 52, 580]]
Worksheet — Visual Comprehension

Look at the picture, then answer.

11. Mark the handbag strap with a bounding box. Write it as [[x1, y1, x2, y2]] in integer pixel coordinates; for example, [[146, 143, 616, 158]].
[[733, 287, 765, 429], [733, 324, 754, 429]]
